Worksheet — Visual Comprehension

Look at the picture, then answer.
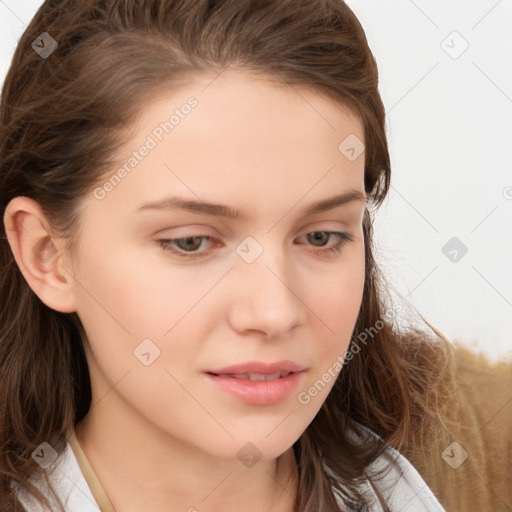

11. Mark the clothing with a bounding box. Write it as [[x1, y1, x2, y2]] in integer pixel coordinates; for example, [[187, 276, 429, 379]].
[[11, 425, 445, 511]]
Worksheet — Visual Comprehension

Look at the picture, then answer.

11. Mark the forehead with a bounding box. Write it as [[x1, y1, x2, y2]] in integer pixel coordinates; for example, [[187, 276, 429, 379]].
[[128, 68, 364, 150], [83, 69, 365, 222]]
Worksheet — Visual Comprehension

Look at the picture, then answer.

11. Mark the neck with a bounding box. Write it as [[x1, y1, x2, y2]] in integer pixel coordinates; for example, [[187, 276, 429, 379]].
[[74, 399, 299, 512]]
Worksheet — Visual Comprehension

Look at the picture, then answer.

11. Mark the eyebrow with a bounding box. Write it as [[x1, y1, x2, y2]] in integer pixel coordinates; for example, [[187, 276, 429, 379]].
[[134, 190, 367, 220]]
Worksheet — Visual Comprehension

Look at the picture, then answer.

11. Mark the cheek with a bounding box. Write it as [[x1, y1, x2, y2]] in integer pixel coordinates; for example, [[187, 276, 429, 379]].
[[304, 243, 365, 379], [71, 239, 223, 384], [321, 245, 365, 336], [72, 238, 202, 337], [294, 255, 365, 422]]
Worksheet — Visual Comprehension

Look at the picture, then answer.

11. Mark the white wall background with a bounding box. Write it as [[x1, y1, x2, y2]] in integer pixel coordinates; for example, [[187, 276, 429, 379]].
[[346, 0, 512, 363], [1, 0, 511, 362]]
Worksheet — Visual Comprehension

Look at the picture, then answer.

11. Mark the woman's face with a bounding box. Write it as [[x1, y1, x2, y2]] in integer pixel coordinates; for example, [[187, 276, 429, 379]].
[[69, 70, 366, 461]]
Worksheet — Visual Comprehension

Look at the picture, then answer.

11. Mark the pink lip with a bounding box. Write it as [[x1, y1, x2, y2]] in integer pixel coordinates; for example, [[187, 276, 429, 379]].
[[204, 372, 304, 405], [207, 360, 305, 375], [204, 360, 306, 406]]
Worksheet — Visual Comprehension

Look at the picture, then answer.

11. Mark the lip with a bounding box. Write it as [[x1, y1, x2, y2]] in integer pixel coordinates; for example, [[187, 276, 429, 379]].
[[204, 360, 306, 406], [207, 360, 305, 375], [204, 372, 304, 405]]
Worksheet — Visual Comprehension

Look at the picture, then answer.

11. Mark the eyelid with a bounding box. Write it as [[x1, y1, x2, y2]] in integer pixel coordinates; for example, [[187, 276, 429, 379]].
[[156, 229, 355, 260]]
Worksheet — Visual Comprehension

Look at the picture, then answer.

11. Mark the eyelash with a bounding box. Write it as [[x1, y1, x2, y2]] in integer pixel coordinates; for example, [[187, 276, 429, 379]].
[[156, 231, 354, 260]]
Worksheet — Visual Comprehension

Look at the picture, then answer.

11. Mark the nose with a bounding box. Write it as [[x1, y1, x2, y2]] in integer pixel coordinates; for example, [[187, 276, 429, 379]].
[[227, 244, 306, 339]]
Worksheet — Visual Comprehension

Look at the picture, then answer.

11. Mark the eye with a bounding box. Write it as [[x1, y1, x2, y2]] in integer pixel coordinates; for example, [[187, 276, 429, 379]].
[[156, 231, 354, 260], [157, 235, 214, 260], [297, 231, 354, 256]]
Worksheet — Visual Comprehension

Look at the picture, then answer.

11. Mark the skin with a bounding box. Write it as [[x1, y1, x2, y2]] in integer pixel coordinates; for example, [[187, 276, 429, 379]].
[[4, 69, 367, 512]]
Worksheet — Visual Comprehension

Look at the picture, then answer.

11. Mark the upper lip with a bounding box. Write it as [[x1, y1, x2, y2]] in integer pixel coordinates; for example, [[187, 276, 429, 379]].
[[207, 360, 305, 375]]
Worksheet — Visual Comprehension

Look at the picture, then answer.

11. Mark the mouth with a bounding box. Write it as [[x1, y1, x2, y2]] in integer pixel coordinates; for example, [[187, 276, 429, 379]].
[[204, 365, 305, 405], [206, 371, 294, 381], [206, 360, 305, 376]]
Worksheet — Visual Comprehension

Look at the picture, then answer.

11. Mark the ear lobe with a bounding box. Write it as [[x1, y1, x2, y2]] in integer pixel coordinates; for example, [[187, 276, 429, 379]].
[[3, 196, 78, 313]]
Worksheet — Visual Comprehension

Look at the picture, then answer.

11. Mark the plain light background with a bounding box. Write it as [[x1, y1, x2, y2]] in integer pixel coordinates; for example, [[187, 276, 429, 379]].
[[1, 0, 511, 362]]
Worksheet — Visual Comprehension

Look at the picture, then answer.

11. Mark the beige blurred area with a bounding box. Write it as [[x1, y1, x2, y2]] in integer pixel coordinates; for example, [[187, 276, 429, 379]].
[[407, 343, 511, 512]]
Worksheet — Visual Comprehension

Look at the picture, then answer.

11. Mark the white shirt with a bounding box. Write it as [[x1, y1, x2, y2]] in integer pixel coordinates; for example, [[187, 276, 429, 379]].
[[11, 425, 445, 512]]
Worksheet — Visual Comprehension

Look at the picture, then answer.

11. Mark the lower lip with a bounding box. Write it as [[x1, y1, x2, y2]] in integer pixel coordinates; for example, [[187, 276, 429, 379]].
[[204, 371, 304, 405]]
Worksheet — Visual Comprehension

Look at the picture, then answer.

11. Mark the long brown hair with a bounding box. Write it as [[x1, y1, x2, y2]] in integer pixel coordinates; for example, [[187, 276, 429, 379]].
[[0, 1, 457, 510]]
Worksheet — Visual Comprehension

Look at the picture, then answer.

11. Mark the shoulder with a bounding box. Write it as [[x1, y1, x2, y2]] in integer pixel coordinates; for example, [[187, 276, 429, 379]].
[[329, 422, 446, 512], [10, 440, 100, 512]]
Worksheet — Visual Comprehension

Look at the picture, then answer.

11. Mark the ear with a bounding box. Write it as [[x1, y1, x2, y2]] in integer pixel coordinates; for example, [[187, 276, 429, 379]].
[[3, 196, 78, 313]]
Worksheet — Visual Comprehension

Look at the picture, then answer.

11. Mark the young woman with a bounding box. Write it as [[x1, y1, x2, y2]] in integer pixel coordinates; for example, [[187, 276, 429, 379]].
[[0, 1, 457, 510]]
